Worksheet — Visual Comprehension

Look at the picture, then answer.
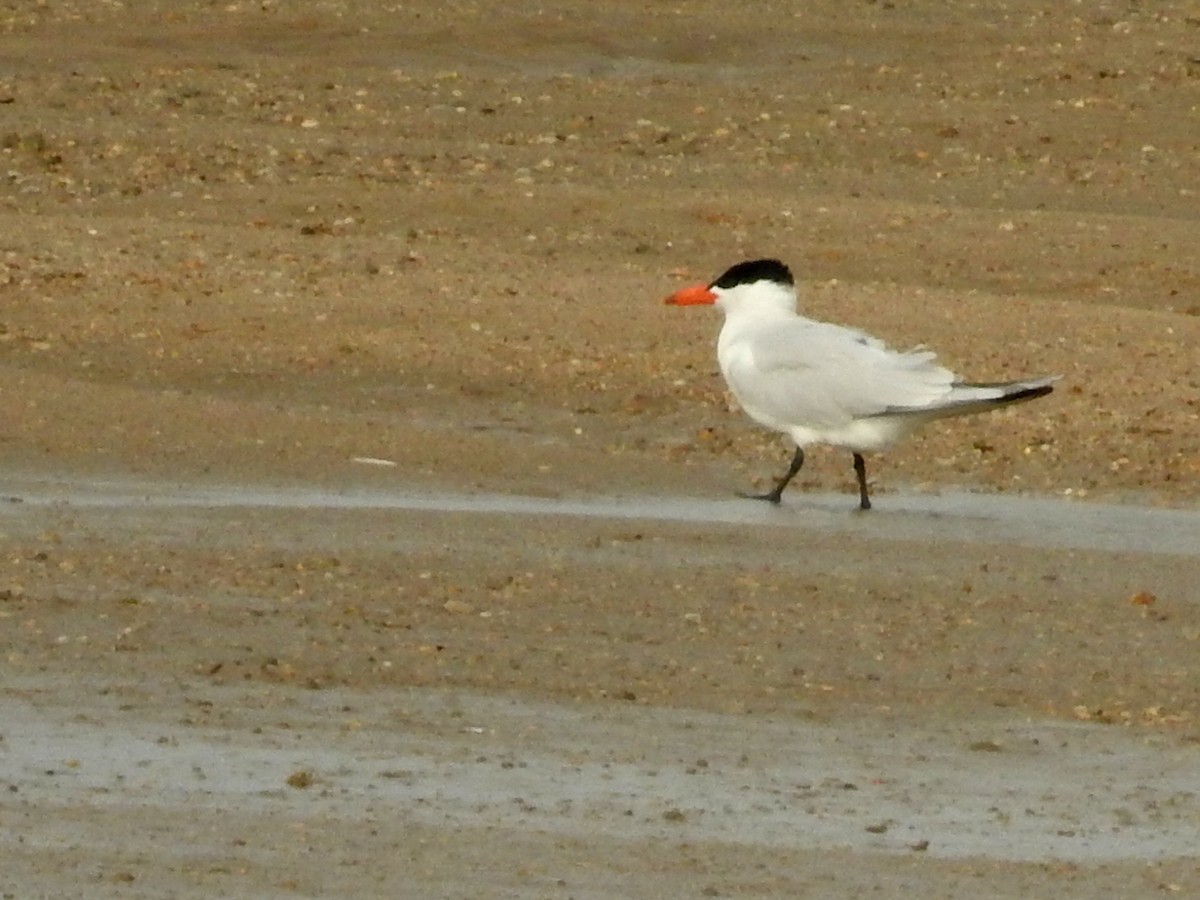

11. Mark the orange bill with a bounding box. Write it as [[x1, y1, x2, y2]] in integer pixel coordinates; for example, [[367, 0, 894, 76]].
[[663, 283, 716, 305]]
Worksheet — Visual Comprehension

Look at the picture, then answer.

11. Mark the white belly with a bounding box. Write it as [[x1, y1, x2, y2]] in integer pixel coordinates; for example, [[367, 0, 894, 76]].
[[783, 414, 921, 452]]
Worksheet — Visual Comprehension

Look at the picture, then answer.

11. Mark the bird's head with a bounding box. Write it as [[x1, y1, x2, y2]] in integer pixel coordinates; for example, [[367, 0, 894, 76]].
[[664, 258, 795, 312]]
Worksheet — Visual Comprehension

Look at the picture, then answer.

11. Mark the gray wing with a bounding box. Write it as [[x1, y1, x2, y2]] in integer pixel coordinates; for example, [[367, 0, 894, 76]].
[[723, 320, 959, 429]]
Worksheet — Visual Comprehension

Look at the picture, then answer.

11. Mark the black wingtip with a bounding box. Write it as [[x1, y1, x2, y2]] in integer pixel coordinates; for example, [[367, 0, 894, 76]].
[[960, 380, 1059, 405], [1005, 384, 1055, 403], [710, 258, 794, 290]]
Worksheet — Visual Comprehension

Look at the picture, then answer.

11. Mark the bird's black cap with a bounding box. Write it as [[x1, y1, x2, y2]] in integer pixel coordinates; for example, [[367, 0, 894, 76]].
[[710, 258, 794, 290]]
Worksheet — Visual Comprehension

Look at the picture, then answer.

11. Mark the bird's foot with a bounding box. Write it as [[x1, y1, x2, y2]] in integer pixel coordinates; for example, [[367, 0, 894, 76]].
[[738, 489, 783, 505]]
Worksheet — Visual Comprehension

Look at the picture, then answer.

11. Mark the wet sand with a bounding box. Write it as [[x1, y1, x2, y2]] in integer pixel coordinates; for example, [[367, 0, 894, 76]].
[[3, 475, 1199, 895]]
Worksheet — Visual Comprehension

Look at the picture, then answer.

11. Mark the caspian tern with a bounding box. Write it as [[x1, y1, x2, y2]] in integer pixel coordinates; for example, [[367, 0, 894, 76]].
[[664, 258, 1059, 510]]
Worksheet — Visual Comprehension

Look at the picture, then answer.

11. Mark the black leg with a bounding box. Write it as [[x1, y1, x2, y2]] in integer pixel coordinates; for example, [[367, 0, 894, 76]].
[[853, 452, 872, 511], [741, 447, 805, 505]]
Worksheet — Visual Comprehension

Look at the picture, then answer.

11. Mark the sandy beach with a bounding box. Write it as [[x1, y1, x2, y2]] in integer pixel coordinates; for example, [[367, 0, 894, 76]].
[[2, 1, 1198, 895]]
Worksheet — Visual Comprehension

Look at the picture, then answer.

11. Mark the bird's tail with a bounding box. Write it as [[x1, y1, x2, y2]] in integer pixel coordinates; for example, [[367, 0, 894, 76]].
[[927, 375, 1060, 418]]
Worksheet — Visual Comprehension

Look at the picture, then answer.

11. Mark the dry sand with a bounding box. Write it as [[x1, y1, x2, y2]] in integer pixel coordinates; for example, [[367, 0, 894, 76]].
[[2, 1, 1199, 896]]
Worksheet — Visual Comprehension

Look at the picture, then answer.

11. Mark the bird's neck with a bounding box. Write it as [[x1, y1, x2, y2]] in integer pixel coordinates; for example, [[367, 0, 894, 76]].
[[721, 299, 798, 326]]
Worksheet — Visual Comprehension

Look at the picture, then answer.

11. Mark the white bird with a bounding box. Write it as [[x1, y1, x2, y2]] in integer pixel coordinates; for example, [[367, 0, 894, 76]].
[[664, 258, 1059, 510]]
